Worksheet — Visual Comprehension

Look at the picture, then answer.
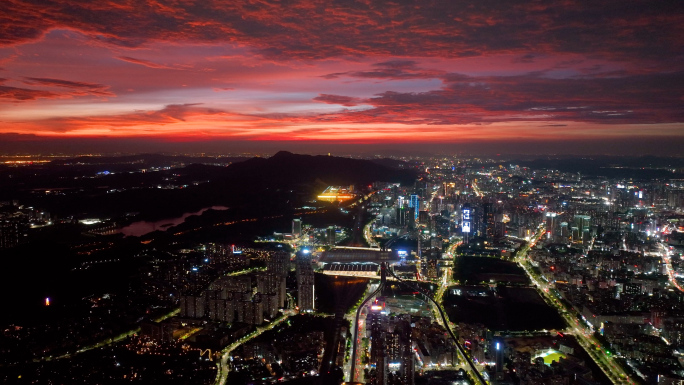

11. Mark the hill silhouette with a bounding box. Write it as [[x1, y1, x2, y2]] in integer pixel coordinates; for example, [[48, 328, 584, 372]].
[[4, 151, 416, 220], [216, 151, 415, 186]]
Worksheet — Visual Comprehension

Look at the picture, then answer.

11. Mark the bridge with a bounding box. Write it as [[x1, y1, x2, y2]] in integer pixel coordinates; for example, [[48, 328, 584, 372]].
[[319, 247, 399, 264]]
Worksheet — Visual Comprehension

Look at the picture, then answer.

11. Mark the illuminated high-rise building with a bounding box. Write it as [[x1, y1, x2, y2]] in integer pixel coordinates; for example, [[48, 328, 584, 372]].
[[0, 220, 23, 249], [483, 202, 495, 240], [326, 226, 336, 245], [545, 212, 557, 238], [461, 204, 472, 242], [267, 251, 290, 277], [368, 299, 388, 385], [389, 315, 414, 385], [296, 251, 315, 311], [409, 195, 419, 220], [493, 337, 505, 380], [256, 272, 286, 314], [292, 218, 302, 238], [574, 215, 591, 233]]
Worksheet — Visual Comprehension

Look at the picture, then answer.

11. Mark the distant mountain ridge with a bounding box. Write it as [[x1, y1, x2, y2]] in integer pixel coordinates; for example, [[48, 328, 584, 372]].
[[217, 151, 416, 186]]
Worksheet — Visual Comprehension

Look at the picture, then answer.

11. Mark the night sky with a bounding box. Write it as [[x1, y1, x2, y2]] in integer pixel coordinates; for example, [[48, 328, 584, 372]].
[[0, 0, 683, 154]]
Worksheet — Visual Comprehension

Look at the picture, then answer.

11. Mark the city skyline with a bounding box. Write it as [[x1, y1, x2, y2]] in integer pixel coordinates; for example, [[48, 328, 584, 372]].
[[1, 1, 683, 155]]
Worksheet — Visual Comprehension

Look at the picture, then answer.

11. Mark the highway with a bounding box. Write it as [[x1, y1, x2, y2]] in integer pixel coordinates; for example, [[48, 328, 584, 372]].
[[515, 225, 635, 385], [344, 299, 371, 384], [349, 282, 383, 383], [343, 280, 375, 382]]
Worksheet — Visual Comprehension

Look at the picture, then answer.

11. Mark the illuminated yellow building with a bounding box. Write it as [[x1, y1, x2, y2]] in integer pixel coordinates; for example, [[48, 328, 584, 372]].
[[317, 186, 356, 202]]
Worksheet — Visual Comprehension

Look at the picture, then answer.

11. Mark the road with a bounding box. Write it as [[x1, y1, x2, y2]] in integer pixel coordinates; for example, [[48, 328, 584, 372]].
[[348, 282, 382, 384], [385, 267, 487, 385], [363, 219, 380, 248], [214, 312, 292, 385], [349, 201, 369, 247], [515, 226, 635, 385], [344, 305, 369, 383], [471, 179, 483, 197], [343, 280, 377, 383], [659, 242, 684, 292], [34, 308, 180, 363]]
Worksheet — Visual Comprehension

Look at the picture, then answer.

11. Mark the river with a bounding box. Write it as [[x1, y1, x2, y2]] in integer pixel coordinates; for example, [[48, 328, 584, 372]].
[[119, 206, 229, 237]]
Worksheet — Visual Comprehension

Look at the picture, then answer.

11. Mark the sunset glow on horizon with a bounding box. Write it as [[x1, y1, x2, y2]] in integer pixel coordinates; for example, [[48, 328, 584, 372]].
[[1, 1, 682, 153]]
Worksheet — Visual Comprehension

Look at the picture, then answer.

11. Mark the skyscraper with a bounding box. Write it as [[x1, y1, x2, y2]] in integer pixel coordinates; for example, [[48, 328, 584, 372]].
[[391, 315, 414, 385], [546, 212, 557, 238], [296, 251, 315, 311], [368, 300, 388, 385], [292, 218, 302, 238], [493, 337, 505, 380], [409, 195, 420, 220], [326, 226, 336, 246], [574, 214, 591, 233], [461, 204, 472, 242], [483, 202, 495, 240]]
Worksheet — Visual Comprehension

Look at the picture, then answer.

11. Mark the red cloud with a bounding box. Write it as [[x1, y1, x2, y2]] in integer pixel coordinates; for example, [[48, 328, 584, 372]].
[[12, 103, 265, 135], [0, 85, 59, 101], [22, 77, 114, 97], [0, 0, 681, 66], [313, 94, 363, 107], [307, 70, 684, 125], [116, 56, 174, 69]]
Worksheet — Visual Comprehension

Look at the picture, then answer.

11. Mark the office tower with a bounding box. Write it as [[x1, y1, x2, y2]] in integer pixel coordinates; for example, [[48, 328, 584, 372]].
[[296, 252, 315, 311], [545, 212, 557, 238], [292, 218, 302, 238], [493, 337, 504, 380], [409, 195, 419, 220], [483, 202, 495, 240], [397, 206, 409, 227], [368, 302, 389, 385], [326, 226, 336, 245], [461, 204, 472, 242], [560, 222, 569, 242], [574, 215, 591, 233]]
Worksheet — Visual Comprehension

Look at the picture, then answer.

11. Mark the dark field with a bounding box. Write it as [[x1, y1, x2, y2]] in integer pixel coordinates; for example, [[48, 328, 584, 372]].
[[453, 256, 529, 285], [314, 274, 370, 314], [444, 286, 565, 331]]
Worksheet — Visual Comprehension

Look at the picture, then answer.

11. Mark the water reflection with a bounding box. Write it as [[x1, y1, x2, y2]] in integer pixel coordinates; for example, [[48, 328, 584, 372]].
[[119, 206, 228, 237]]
